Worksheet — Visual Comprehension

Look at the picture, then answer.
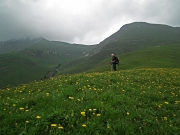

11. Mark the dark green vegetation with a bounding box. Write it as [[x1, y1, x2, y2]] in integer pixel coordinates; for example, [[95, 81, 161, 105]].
[[0, 68, 179, 134], [0, 22, 180, 88], [0, 39, 96, 88], [0, 38, 40, 53], [87, 44, 180, 72], [0, 22, 180, 134], [0, 53, 47, 88], [57, 22, 180, 74]]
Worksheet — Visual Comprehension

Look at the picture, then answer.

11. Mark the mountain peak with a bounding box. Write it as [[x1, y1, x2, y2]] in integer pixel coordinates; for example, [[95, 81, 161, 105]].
[[99, 22, 180, 47]]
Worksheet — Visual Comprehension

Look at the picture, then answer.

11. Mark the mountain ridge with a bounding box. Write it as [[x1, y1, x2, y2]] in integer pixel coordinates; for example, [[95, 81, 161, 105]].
[[56, 22, 180, 74], [0, 22, 180, 88]]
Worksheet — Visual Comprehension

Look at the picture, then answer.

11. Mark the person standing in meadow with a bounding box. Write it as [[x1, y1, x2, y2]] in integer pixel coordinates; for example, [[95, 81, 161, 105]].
[[110, 54, 119, 71]]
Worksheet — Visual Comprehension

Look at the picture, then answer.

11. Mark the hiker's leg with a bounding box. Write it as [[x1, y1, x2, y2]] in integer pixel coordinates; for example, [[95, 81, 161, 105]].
[[113, 63, 116, 71]]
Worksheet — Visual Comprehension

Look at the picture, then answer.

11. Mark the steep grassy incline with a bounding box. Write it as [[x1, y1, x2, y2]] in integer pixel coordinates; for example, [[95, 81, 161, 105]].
[[0, 38, 40, 54], [1, 22, 180, 88], [100, 22, 180, 47], [0, 40, 96, 88], [0, 53, 48, 88], [17, 40, 96, 68], [57, 22, 180, 75], [98, 22, 180, 59], [119, 44, 180, 69], [57, 44, 180, 74]]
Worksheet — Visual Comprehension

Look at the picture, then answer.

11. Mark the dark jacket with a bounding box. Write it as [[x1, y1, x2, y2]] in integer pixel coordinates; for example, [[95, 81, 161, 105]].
[[112, 56, 118, 64]]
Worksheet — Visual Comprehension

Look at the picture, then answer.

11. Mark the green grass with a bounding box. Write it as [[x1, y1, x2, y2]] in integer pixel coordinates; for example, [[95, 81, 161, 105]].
[[87, 44, 180, 72], [0, 40, 95, 88], [0, 68, 179, 134], [0, 53, 48, 88], [18, 40, 93, 68], [1, 22, 180, 89], [120, 44, 180, 69]]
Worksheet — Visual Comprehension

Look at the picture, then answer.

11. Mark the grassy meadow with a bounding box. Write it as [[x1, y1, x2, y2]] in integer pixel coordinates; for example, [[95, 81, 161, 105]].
[[70, 44, 180, 74], [0, 68, 179, 134]]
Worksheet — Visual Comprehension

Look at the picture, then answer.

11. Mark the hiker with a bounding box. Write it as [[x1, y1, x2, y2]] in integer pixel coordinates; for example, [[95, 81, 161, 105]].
[[110, 54, 119, 71]]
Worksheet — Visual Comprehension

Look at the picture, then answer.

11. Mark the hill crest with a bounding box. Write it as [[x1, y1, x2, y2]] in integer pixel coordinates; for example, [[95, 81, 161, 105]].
[[1, 22, 180, 88]]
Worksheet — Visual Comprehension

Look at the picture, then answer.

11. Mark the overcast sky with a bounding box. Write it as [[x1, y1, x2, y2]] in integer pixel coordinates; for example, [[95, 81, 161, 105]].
[[0, 0, 180, 44]]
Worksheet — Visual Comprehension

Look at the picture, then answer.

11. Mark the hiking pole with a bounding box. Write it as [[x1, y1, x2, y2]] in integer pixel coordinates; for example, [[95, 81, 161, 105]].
[[110, 61, 112, 72]]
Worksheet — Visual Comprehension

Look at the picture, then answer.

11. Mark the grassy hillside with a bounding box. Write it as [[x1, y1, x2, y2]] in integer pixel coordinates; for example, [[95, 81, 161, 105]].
[[1, 22, 180, 88], [0, 53, 48, 88], [100, 22, 180, 47], [0, 38, 45, 54], [57, 44, 180, 74], [0, 40, 95, 88], [119, 44, 180, 69], [98, 22, 180, 59], [18, 40, 96, 68], [57, 22, 180, 74], [0, 68, 179, 134]]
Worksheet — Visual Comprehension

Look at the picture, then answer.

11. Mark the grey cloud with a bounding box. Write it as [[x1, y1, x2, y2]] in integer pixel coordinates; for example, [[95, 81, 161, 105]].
[[0, 0, 180, 44]]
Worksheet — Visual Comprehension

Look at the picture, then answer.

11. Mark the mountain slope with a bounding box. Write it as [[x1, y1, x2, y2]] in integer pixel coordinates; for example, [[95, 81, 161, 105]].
[[99, 22, 180, 47], [0, 38, 44, 54], [56, 44, 180, 74], [88, 44, 180, 72], [0, 40, 96, 88], [1, 22, 180, 88], [57, 22, 180, 74], [0, 53, 48, 88], [98, 22, 180, 56]]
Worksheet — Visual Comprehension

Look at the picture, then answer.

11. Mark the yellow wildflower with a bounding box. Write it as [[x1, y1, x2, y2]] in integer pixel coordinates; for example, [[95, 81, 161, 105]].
[[19, 108, 24, 110], [127, 112, 130, 115], [164, 102, 169, 104], [71, 111, 74, 116], [82, 124, 86, 127], [51, 124, 57, 127], [163, 117, 167, 121], [69, 96, 74, 100], [26, 121, 29, 123], [175, 101, 180, 104], [36, 116, 41, 119], [58, 126, 63, 129], [97, 114, 101, 117], [81, 111, 86, 116]]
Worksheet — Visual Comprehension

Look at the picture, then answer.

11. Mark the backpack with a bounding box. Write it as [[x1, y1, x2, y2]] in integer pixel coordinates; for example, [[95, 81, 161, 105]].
[[115, 56, 119, 64]]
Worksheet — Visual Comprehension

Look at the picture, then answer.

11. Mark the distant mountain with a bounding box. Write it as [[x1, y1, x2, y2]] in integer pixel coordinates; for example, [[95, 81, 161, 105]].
[[0, 39, 96, 88], [99, 22, 180, 54], [100, 22, 180, 44], [0, 38, 46, 54], [57, 22, 180, 74], [1, 22, 180, 89]]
